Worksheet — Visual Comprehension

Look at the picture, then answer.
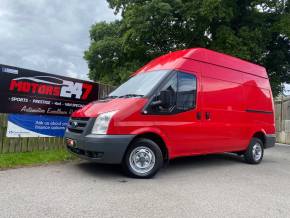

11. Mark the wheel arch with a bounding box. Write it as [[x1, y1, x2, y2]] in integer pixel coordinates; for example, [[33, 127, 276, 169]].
[[252, 131, 266, 147], [126, 129, 170, 162]]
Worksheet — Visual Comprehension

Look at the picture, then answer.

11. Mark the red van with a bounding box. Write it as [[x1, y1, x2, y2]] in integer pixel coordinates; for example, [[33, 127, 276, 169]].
[[65, 48, 276, 178]]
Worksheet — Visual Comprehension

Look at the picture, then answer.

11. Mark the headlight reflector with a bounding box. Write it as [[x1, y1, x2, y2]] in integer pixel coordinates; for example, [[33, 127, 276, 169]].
[[91, 111, 118, 135]]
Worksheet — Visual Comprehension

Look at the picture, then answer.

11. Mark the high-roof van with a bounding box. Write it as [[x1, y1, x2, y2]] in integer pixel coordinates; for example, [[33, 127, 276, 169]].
[[65, 48, 276, 178]]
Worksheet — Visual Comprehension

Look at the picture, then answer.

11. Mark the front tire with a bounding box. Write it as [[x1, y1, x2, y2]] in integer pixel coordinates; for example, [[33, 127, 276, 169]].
[[244, 137, 264, 164], [122, 138, 163, 178]]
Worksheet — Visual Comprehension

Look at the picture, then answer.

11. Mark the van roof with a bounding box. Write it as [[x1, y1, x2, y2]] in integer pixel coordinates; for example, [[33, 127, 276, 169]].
[[135, 48, 268, 78]]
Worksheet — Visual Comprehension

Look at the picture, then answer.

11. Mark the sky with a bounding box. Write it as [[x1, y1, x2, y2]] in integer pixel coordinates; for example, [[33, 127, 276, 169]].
[[0, 0, 118, 80]]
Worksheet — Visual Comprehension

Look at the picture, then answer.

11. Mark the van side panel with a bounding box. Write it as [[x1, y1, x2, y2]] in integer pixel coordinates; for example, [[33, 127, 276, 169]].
[[244, 86, 272, 112], [177, 58, 275, 153], [243, 74, 275, 137], [200, 63, 248, 151]]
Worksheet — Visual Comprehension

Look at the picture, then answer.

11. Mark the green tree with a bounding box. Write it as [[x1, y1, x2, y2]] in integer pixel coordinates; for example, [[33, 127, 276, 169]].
[[84, 0, 290, 96]]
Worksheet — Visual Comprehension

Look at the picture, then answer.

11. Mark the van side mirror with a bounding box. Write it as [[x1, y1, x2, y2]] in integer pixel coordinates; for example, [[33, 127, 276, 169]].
[[160, 90, 172, 108], [152, 90, 172, 108]]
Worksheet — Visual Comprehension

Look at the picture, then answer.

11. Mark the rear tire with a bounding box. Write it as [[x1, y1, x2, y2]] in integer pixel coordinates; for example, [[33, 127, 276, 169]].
[[122, 138, 163, 178], [244, 137, 264, 164]]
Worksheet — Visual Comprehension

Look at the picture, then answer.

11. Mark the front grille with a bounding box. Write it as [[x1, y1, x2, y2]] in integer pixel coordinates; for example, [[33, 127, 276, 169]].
[[67, 117, 90, 134]]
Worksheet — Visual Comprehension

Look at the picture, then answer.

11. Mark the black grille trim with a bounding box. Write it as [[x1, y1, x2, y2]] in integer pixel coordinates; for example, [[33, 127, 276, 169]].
[[67, 117, 90, 134]]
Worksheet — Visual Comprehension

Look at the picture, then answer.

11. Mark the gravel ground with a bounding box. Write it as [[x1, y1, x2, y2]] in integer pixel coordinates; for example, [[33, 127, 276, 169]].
[[0, 144, 290, 218]]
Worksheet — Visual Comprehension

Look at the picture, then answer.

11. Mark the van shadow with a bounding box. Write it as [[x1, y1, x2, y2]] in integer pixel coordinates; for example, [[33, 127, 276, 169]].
[[166, 153, 244, 171], [76, 162, 123, 178], [75, 153, 244, 179]]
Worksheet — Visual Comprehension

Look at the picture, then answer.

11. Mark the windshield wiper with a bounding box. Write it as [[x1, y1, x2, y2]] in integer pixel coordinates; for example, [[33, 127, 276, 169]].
[[118, 94, 144, 98]]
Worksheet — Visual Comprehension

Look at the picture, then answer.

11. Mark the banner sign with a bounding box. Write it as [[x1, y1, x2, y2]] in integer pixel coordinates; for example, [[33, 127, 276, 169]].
[[0, 64, 99, 116], [6, 114, 69, 138]]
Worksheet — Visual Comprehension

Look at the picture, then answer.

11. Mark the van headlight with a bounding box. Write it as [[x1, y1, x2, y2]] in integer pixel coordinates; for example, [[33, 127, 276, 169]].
[[91, 111, 118, 135]]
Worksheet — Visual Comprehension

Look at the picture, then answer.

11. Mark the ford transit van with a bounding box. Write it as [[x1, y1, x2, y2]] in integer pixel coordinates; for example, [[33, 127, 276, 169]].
[[65, 48, 276, 178]]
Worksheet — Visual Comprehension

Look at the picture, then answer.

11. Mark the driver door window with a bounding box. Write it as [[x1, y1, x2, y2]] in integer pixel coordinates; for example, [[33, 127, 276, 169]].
[[150, 71, 197, 114]]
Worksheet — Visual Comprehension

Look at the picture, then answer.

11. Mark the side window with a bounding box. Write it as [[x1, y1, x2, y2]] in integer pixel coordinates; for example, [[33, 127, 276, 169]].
[[149, 71, 197, 114], [176, 72, 197, 111], [152, 73, 177, 113]]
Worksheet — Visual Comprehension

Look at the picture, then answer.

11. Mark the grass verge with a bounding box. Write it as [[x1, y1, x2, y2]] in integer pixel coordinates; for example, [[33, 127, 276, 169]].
[[0, 149, 76, 169]]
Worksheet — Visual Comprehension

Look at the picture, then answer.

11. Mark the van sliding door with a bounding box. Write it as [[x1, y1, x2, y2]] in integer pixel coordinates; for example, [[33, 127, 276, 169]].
[[201, 64, 246, 152]]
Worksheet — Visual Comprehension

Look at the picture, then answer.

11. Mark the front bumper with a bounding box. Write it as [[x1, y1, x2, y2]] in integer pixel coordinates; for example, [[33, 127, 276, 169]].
[[265, 134, 276, 148], [65, 131, 135, 164]]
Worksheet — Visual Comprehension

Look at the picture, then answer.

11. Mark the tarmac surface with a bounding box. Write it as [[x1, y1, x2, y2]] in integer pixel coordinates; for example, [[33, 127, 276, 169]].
[[0, 144, 289, 218]]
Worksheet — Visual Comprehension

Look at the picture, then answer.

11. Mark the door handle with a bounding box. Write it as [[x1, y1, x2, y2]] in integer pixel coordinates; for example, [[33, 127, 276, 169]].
[[205, 112, 211, 120], [196, 112, 202, 120]]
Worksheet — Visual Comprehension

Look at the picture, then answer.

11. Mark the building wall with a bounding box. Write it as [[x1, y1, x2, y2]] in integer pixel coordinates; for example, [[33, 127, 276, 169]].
[[275, 96, 290, 144]]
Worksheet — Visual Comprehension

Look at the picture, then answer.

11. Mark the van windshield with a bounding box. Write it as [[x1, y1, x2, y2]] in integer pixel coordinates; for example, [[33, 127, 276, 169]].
[[109, 70, 170, 98]]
